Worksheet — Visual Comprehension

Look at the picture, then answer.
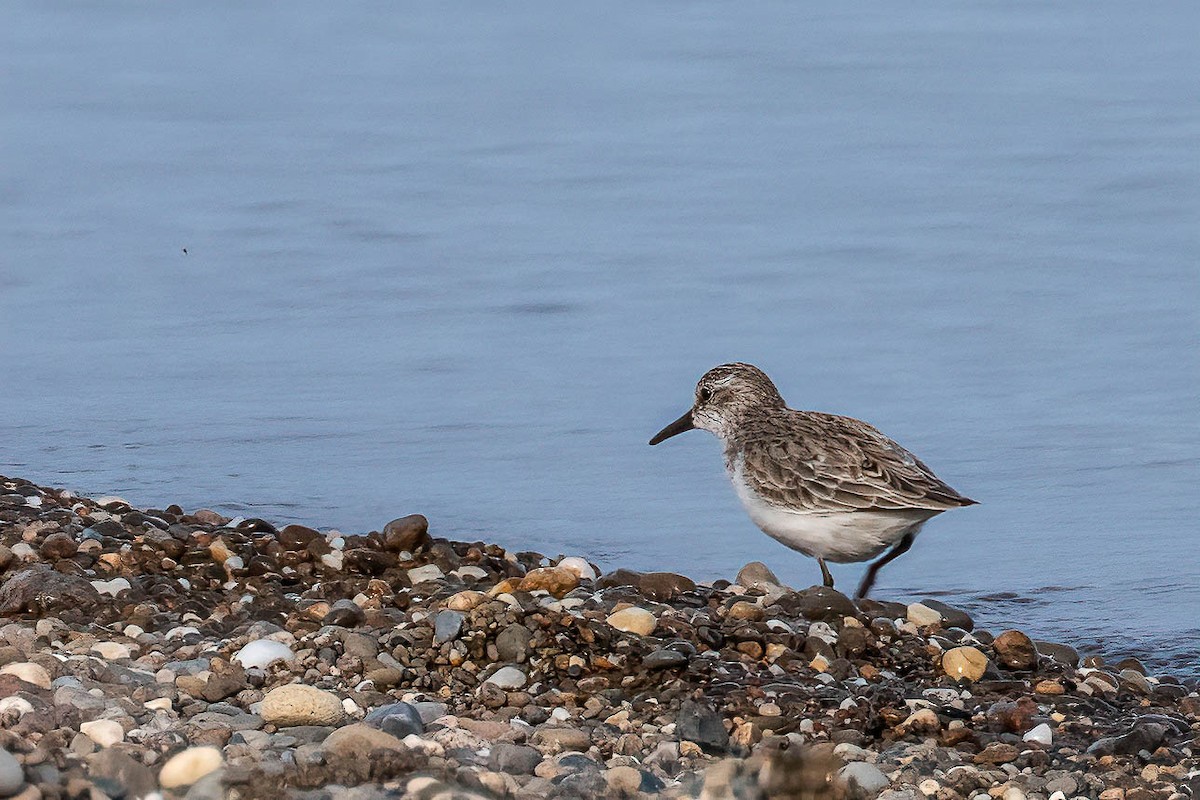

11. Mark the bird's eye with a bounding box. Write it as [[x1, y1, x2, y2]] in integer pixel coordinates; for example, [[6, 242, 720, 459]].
[[698, 387, 712, 403]]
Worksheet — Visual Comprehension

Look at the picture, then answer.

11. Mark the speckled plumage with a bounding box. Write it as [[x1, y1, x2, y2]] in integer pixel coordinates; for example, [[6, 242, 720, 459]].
[[650, 363, 976, 597]]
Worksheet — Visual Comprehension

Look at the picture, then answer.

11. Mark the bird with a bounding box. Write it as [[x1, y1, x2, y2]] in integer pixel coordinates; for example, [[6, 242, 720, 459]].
[[649, 363, 976, 598]]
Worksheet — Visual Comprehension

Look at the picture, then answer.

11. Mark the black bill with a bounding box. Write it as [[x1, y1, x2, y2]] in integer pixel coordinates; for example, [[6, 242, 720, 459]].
[[648, 410, 695, 445]]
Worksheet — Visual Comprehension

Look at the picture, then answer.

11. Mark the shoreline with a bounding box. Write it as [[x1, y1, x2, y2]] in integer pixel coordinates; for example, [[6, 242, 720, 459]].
[[0, 474, 1196, 799]]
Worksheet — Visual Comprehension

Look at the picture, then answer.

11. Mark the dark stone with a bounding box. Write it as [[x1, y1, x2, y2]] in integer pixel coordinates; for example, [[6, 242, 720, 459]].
[[488, 742, 542, 775], [596, 569, 696, 601], [85, 750, 156, 799], [0, 565, 102, 615], [496, 624, 532, 663], [277, 524, 320, 551], [856, 598, 908, 620], [39, 532, 77, 560], [1034, 640, 1079, 667], [639, 770, 666, 793], [382, 515, 430, 553], [993, 630, 1038, 671], [322, 600, 364, 628], [986, 697, 1037, 733], [787, 586, 857, 622], [1087, 722, 1171, 756], [363, 702, 424, 738], [919, 599, 973, 631], [677, 699, 729, 753], [643, 649, 688, 670]]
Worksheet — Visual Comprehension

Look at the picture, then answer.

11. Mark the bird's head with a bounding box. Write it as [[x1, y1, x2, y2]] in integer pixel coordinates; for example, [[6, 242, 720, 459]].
[[649, 362, 786, 444]]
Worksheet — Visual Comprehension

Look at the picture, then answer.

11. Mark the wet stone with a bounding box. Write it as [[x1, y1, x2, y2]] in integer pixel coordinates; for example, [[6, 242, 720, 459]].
[[382, 514, 430, 552], [919, 599, 974, 631], [790, 586, 857, 622], [643, 649, 688, 669], [993, 630, 1038, 670]]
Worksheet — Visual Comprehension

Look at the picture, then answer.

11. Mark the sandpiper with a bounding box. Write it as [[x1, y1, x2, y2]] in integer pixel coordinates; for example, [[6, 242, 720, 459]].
[[649, 363, 976, 598]]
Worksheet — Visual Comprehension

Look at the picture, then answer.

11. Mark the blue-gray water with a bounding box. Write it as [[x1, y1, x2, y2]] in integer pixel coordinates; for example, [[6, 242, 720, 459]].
[[2, 4, 1197, 673]]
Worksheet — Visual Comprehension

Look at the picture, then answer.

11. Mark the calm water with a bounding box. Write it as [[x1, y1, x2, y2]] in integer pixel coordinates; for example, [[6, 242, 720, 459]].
[[2, 4, 1197, 673]]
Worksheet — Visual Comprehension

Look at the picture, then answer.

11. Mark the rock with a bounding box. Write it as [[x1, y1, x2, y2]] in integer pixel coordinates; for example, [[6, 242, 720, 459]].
[[727, 600, 766, 621], [433, 609, 464, 644], [792, 586, 858, 621], [261, 684, 345, 727], [0, 749, 23, 797], [993, 630, 1038, 670], [677, 700, 729, 753], [0, 565, 101, 615], [321, 723, 410, 758], [407, 564, 443, 584], [973, 742, 1020, 764], [1045, 776, 1078, 795], [277, 524, 319, 550], [736, 561, 780, 589], [1087, 722, 1170, 756], [603, 764, 641, 795], [485, 666, 527, 690], [596, 569, 696, 601], [942, 646, 988, 682], [87, 749, 156, 799], [39, 532, 77, 560], [556, 556, 596, 581], [986, 697, 1036, 733], [606, 607, 656, 636], [898, 708, 941, 734], [531, 727, 591, 752], [0, 662, 51, 689], [446, 590, 486, 611], [159, 746, 224, 789], [643, 649, 688, 669], [382, 515, 430, 552], [918, 599, 974, 630], [80, 719, 125, 748], [840, 761, 889, 800], [91, 578, 131, 597], [233, 640, 295, 670], [906, 602, 942, 627], [91, 642, 132, 660], [489, 743, 542, 774], [322, 599, 364, 627], [495, 624, 532, 662], [1023, 723, 1053, 746], [1034, 640, 1079, 667], [363, 702, 424, 739], [518, 567, 580, 597]]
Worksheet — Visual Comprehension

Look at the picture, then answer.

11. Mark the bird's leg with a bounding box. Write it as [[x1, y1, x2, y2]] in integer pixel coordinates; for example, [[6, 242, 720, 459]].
[[854, 532, 915, 599], [818, 558, 834, 588]]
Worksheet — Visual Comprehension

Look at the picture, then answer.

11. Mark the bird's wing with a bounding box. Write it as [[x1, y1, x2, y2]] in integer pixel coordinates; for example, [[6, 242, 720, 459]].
[[736, 412, 977, 513]]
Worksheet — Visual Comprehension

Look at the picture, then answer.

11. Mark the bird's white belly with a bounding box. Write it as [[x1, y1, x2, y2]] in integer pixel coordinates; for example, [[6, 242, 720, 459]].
[[729, 462, 935, 563]]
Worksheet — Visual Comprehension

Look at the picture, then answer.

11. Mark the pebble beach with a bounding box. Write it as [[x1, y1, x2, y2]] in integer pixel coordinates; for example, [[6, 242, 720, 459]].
[[0, 474, 1196, 800]]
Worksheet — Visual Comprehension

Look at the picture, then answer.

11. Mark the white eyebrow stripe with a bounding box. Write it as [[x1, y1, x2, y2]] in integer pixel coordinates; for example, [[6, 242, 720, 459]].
[[709, 376, 738, 388]]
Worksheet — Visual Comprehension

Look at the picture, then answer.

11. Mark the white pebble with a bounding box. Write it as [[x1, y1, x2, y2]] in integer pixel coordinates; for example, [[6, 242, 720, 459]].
[[0, 662, 51, 689], [0, 697, 34, 717], [159, 746, 223, 788], [233, 640, 295, 670], [1023, 722, 1053, 746], [81, 719, 125, 747], [90, 578, 131, 597], [556, 556, 596, 580], [408, 564, 444, 583]]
